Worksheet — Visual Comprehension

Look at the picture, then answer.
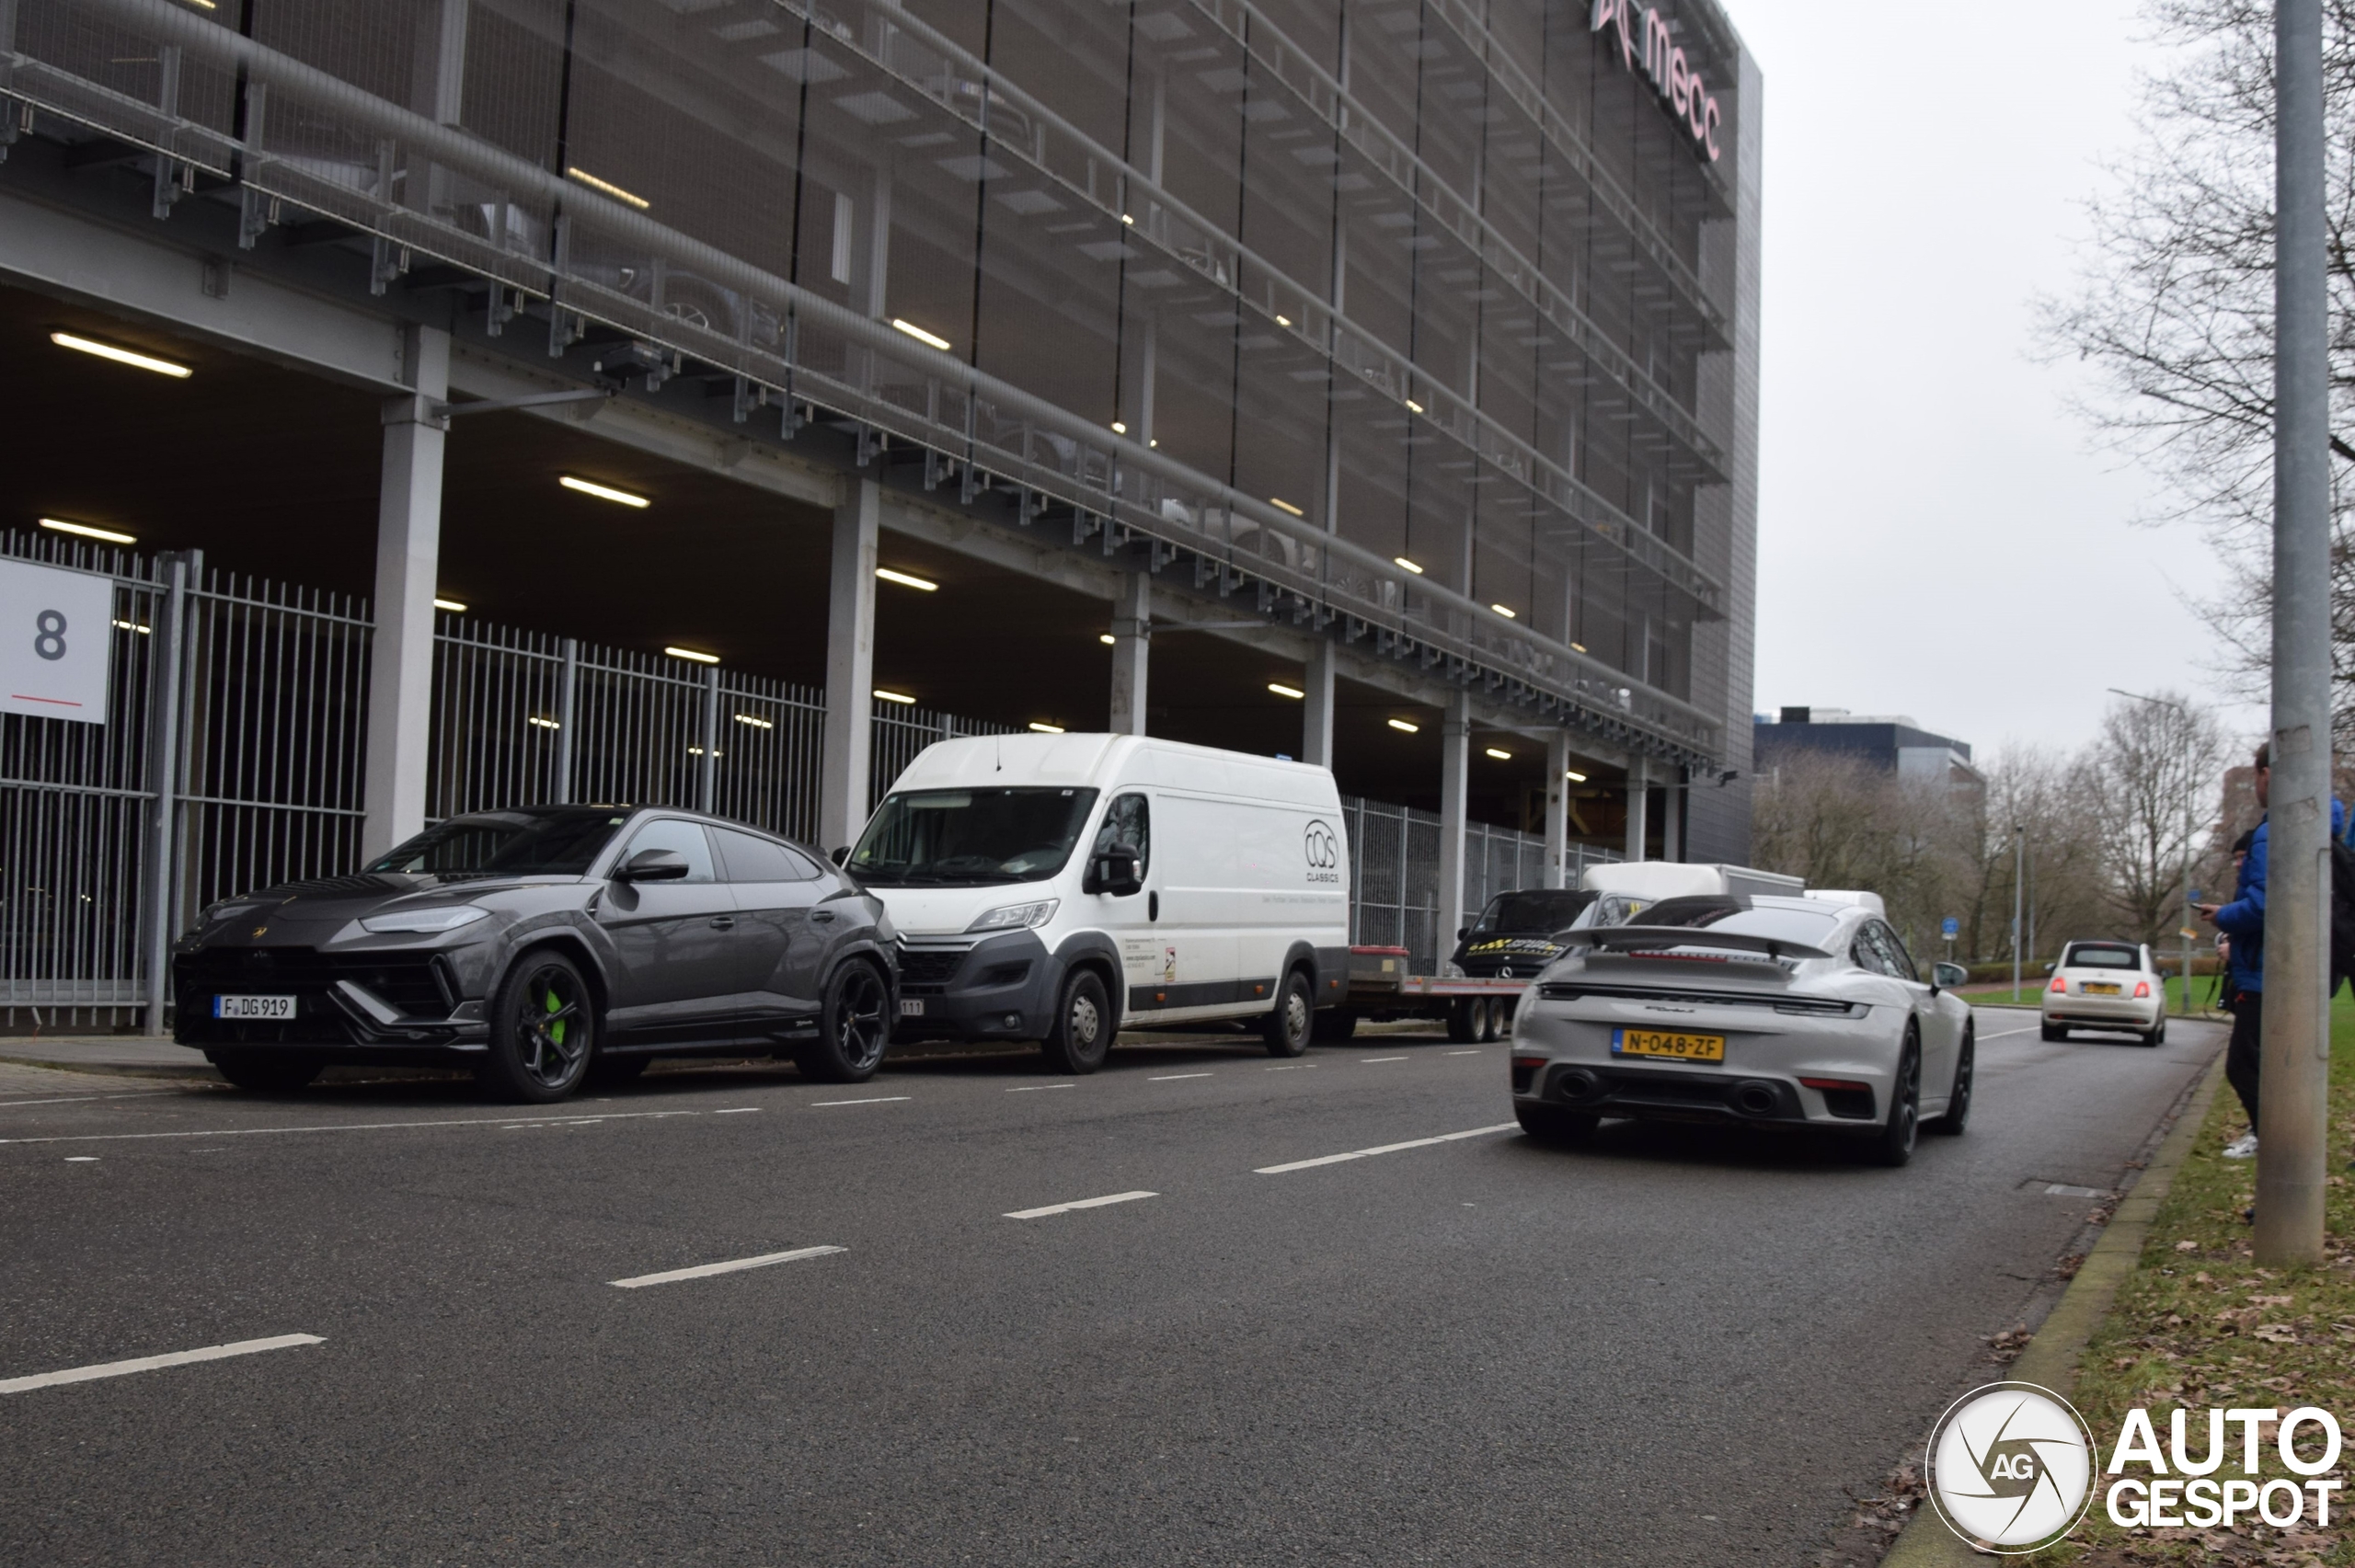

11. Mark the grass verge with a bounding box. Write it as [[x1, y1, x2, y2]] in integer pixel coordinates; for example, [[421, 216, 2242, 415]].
[[2047, 991, 2355, 1566]]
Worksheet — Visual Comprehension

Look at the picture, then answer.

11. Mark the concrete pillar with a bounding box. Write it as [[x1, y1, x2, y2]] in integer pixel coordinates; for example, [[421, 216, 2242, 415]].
[[1663, 768, 1684, 863], [362, 324, 450, 861], [1109, 571, 1150, 735], [819, 478, 879, 851], [1301, 637, 1337, 768], [1438, 690, 1471, 950], [1544, 730, 1572, 888], [1624, 754, 1648, 862]]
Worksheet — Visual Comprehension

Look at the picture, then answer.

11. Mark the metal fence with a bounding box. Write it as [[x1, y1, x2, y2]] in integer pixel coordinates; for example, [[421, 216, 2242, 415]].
[[1338, 795, 1621, 974], [870, 705, 1025, 810]]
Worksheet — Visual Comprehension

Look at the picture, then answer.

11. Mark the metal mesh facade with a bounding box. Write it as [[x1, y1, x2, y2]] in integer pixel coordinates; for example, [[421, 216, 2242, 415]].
[[1, 0, 1752, 770]]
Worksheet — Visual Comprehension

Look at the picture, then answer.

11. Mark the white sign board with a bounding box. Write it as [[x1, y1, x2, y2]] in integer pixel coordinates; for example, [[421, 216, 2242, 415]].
[[0, 559, 116, 724]]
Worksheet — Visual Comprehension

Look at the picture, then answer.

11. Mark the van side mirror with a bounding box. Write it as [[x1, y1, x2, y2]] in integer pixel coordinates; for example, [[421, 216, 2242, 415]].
[[1457, 926, 1469, 940], [830, 845, 850, 866], [1931, 961, 1968, 991], [1085, 848, 1143, 897], [615, 848, 689, 883]]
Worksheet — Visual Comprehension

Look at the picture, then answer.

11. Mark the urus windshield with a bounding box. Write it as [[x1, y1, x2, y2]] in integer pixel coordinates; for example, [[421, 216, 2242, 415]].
[[1476, 890, 1597, 933], [850, 788, 1100, 886], [365, 808, 630, 878]]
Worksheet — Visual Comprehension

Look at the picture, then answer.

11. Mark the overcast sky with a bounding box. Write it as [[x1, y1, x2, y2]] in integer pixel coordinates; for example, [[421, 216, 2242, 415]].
[[1729, 0, 2266, 761]]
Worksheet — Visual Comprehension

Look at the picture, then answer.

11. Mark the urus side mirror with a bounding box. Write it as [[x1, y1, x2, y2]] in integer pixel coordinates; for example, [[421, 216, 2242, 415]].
[[616, 847, 690, 883]]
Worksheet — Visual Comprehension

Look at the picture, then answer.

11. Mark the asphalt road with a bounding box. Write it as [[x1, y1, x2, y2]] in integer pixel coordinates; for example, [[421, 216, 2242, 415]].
[[0, 1008, 2221, 1566]]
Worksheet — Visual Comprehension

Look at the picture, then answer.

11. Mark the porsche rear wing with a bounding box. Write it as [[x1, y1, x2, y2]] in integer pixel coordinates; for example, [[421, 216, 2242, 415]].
[[1556, 925, 1834, 963]]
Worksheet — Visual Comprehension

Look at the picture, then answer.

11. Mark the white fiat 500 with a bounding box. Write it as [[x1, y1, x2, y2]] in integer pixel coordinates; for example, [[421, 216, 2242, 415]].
[[2040, 940, 2165, 1045], [1509, 894, 1974, 1167]]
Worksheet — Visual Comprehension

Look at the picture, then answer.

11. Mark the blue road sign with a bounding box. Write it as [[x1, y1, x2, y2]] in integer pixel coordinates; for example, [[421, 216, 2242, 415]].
[[1941, 917, 1959, 940]]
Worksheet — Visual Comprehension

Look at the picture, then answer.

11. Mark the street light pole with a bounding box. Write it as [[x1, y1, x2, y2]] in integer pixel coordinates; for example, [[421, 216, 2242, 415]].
[[2012, 822, 2025, 1001], [2110, 687, 2199, 1016], [2257, 0, 2330, 1266]]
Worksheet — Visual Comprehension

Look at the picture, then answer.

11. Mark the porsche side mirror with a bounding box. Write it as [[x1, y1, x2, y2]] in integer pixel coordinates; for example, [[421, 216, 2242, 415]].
[[1931, 961, 1969, 991], [615, 847, 690, 882]]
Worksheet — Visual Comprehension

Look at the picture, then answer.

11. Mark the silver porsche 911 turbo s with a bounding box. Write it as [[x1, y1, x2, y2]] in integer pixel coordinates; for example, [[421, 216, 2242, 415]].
[[173, 805, 897, 1103], [1506, 894, 1974, 1166]]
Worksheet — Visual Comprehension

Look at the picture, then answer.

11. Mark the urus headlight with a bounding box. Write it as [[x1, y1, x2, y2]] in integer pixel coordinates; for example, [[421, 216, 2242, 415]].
[[966, 898, 1059, 933], [361, 905, 491, 934]]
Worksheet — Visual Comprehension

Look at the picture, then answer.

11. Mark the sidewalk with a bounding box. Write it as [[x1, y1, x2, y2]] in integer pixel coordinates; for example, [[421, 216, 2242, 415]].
[[0, 1036, 222, 1078]]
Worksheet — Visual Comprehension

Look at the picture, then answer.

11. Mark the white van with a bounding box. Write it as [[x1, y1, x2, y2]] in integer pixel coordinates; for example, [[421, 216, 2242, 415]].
[[845, 733, 1352, 1072]]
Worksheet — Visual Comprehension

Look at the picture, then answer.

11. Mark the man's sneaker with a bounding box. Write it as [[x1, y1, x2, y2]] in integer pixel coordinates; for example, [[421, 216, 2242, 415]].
[[2223, 1133, 2259, 1160]]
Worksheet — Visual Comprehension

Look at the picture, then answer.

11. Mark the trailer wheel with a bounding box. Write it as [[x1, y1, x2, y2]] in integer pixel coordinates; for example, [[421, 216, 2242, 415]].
[[1447, 998, 1481, 1043]]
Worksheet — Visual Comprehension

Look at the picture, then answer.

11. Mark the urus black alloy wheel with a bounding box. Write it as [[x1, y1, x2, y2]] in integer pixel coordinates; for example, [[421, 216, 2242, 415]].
[[514, 962, 590, 1090], [831, 965, 890, 1076]]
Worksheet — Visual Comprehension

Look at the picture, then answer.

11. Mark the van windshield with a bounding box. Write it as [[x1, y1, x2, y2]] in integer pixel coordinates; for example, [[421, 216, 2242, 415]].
[[849, 788, 1100, 887], [1474, 890, 1596, 933]]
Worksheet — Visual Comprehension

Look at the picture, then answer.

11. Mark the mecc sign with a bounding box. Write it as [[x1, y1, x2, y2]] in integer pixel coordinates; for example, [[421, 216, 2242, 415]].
[[1591, 0, 1724, 163]]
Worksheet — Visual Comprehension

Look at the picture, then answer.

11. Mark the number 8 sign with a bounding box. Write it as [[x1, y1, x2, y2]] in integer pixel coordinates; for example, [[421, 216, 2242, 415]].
[[0, 559, 116, 724]]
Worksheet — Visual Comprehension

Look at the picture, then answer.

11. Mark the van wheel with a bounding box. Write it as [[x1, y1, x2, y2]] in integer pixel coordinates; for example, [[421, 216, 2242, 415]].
[[1041, 969, 1112, 1074], [1263, 970, 1314, 1057]]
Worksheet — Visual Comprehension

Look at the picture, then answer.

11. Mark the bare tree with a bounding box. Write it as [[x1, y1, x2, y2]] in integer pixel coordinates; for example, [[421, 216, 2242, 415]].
[[1750, 754, 1977, 957], [2087, 692, 2235, 948], [1974, 749, 2114, 967], [2041, 0, 2355, 726]]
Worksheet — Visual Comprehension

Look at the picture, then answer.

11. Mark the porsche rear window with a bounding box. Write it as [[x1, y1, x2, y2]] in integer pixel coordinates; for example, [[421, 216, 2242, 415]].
[[1637, 896, 1840, 946]]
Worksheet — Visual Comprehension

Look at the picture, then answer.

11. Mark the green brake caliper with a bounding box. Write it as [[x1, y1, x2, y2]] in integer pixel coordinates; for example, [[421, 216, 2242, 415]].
[[544, 985, 566, 1047]]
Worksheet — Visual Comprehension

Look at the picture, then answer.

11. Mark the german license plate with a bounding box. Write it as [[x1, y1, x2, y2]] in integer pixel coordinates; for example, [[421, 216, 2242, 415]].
[[213, 994, 295, 1020], [899, 999, 925, 1016], [1613, 1026, 1724, 1062], [2083, 982, 2120, 996]]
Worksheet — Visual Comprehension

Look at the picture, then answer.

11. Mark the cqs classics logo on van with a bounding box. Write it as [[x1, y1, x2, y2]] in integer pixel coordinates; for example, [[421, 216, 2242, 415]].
[[1304, 818, 1340, 883]]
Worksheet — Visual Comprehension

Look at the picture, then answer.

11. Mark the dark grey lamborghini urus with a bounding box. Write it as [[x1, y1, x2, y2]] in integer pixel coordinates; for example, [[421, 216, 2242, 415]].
[[173, 806, 897, 1102]]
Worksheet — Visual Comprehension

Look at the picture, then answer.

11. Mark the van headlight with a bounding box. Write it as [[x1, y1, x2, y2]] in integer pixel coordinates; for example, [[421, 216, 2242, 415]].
[[361, 905, 491, 934], [966, 898, 1059, 933]]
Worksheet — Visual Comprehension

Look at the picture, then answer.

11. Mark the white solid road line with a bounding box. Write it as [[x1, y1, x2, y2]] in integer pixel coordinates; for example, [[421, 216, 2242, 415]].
[[0, 1090, 178, 1109], [713, 1106, 761, 1114], [1148, 1073, 1212, 1082], [1980, 1025, 2039, 1041], [609, 1244, 846, 1289], [1004, 1190, 1159, 1220], [808, 1096, 911, 1107], [0, 1333, 324, 1395], [1256, 1123, 1519, 1174], [1006, 1084, 1076, 1093], [1360, 1056, 1410, 1063], [0, 1106, 700, 1148], [1444, 1049, 1481, 1056], [63, 1156, 98, 1162]]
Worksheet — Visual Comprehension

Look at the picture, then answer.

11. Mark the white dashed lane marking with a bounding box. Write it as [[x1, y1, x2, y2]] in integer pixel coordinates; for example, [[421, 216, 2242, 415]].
[[0, 1107, 701, 1148], [609, 1245, 846, 1289], [1360, 1056, 1410, 1063], [807, 1097, 911, 1107], [1006, 1084, 1076, 1093], [1005, 1190, 1158, 1220], [1256, 1124, 1519, 1175], [0, 1333, 324, 1395], [1147, 1073, 1212, 1082]]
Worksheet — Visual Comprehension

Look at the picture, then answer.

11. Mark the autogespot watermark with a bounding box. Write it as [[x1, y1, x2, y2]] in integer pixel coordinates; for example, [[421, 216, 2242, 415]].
[[1924, 1383, 2346, 1551]]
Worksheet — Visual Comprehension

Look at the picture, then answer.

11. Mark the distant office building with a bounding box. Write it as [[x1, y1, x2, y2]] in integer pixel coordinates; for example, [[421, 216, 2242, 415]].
[[1754, 707, 1982, 793]]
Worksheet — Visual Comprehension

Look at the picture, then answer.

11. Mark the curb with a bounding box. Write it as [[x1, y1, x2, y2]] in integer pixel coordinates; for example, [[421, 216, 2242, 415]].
[[1880, 1049, 2227, 1565]]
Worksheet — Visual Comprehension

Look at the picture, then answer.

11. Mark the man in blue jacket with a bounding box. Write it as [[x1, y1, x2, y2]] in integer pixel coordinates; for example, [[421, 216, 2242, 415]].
[[2197, 742, 2345, 1161]]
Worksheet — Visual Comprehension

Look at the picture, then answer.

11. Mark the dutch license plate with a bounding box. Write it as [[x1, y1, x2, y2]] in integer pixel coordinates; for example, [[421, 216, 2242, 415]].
[[2083, 982, 2120, 996], [213, 994, 295, 1020], [899, 999, 925, 1017], [1612, 1026, 1725, 1063]]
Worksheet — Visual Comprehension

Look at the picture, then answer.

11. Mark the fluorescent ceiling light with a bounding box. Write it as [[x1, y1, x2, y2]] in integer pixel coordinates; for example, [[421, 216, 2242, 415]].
[[875, 567, 937, 591], [559, 475, 649, 508], [686, 746, 723, 757], [874, 689, 917, 704], [50, 331, 190, 378], [1570, 641, 1589, 653], [432, 597, 467, 613], [1565, 769, 1588, 783], [1404, 398, 1424, 414], [40, 517, 136, 544], [1028, 722, 1065, 734], [1490, 603, 1516, 619], [528, 715, 561, 730], [890, 318, 952, 351], [664, 646, 719, 665], [1267, 682, 1305, 700], [1099, 634, 1117, 646], [1269, 497, 1305, 517], [111, 619, 152, 635], [1110, 420, 1127, 434], [1120, 213, 1135, 224], [1485, 748, 1513, 761], [1274, 315, 1292, 326], [1393, 556, 1423, 575], [734, 713, 774, 729], [1387, 718, 1419, 735], [565, 166, 650, 210]]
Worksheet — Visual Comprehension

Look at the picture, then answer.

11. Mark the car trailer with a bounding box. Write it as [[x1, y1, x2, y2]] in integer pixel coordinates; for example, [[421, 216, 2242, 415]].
[[1331, 946, 1529, 1043]]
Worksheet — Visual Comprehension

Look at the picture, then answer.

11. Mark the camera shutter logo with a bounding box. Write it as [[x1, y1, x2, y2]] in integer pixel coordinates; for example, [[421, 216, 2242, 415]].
[[1924, 1382, 2097, 1552], [1304, 819, 1339, 871]]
